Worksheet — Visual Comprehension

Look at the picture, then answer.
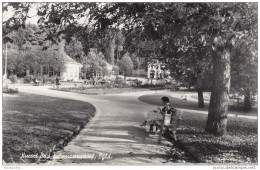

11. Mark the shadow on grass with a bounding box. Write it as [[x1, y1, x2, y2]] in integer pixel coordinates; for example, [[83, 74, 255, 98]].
[[2, 92, 96, 163], [174, 127, 258, 163], [180, 140, 257, 162]]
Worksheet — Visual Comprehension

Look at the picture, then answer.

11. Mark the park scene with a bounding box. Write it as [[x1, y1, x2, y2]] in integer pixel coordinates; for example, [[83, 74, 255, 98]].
[[2, 2, 258, 165]]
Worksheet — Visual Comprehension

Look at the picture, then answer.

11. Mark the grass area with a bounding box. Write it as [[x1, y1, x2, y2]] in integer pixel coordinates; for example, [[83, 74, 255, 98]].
[[190, 93, 211, 101], [139, 94, 257, 116], [139, 94, 210, 110], [52, 87, 147, 95], [2, 93, 96, 163], [139, 94, 257, 164]]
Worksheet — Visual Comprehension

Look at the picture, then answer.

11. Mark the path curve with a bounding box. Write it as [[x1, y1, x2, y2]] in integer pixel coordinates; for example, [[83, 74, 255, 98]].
[[17, 86, 174, 165]]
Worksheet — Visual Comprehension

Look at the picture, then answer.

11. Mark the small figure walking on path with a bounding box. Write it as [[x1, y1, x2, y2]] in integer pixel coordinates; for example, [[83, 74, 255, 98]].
[[55, 76, 61, 88]]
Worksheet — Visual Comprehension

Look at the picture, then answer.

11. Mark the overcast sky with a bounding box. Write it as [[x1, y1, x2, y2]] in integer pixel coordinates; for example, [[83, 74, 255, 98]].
[[3, 4, 39, 25], [3, 3, 92, 27]]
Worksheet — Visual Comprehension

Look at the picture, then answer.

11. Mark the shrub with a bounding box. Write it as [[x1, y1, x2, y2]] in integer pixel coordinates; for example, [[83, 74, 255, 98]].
[[139, 83, 161, 88], [42, 75, 48, 83], [93, 84, 102, 89], [48, 77, 56, 84], [112, 66, 119, 75], [78, 86, 87, 90], [169, 80, 181, 91], [132, 79, 142, 86], [3, 85, 19, 94], [35, 75, 43, 82], [17, 78, 24, 84], [114, 84, 121, 88], [103, 82, 113, 89], [114, 77, 129, 88], [156, 79, 166, 87], [9, 75, 18, 84], [23, 75, 34, 84], [114, 77, 126, 84], [128, 81, 137, 87]]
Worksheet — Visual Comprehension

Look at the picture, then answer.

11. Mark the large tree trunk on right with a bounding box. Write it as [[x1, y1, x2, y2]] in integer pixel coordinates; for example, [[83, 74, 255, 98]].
[[198, 89, 205, 108], [205, 50, 231, 136]]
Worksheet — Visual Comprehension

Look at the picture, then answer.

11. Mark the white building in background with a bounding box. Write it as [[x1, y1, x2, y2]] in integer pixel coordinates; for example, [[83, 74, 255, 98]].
[[104, 62, 116, 79], [147, 60, 170, 79], [60, 51, 83, 81]]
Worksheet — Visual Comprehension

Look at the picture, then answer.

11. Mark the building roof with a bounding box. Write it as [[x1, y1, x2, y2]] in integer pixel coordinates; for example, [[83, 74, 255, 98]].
[[60, 51, 82, 66]]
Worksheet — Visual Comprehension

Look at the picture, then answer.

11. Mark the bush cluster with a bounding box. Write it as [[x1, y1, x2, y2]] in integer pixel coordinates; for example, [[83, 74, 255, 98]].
[[132, 79, 142, 86], [59, 77, 142, 91], [9, 75, 18, 84], [3, 85, 19, 94], [156, 79, 167, 86], [23, 75, 34, 83], [48, 77, 56, 84], [18, 75, 58, 84], [42, 75, 48, 83], [114, 77, 126, 85]]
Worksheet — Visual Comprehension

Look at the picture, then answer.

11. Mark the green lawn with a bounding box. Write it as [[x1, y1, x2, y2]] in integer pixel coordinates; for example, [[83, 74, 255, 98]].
[[139, 94, 257, 164], [139, 94, 210, 110], [2, 93, 96, 163], [190, 94, 211, 101]]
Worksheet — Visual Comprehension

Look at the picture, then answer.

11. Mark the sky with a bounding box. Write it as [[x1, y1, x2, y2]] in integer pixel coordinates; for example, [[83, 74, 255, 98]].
[[3, 3, 91, 26], [3, 4, 39, 25]]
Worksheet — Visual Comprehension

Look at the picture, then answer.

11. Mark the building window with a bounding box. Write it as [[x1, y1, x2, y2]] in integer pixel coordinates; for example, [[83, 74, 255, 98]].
[[49, 67, 54, 77], [43, 67, 47, 75]]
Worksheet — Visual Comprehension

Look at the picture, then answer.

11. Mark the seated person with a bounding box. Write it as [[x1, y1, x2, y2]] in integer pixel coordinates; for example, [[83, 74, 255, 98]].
[[140, 96, 171, 132]]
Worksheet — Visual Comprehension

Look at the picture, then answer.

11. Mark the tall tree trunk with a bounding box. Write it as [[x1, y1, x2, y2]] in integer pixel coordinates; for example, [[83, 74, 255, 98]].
[[205, 50, 231, 136], [198, 89, 205, 108], [40, 66, 43, 76], [109, 38, 115, 65], [116, 50, 120, 65], [244, 90, 252, 111], [4, 43, 8, 79], [26, 68, 30, 76], [197, 76, 204, 108]]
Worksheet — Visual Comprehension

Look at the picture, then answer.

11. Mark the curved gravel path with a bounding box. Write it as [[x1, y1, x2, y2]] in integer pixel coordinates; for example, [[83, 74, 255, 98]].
[[16, 85, 256, 164], [17, 86, 175, 164]]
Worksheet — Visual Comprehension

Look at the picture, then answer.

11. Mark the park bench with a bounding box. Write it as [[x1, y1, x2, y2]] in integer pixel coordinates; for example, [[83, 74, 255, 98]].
[[229, 97, 243, 111], [153, 108, 183, 142]]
